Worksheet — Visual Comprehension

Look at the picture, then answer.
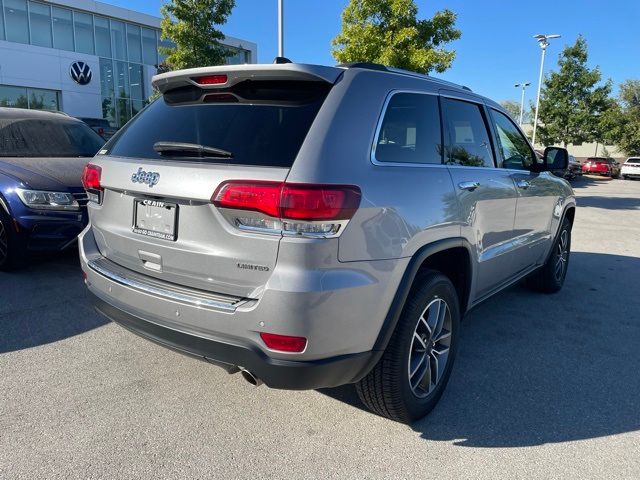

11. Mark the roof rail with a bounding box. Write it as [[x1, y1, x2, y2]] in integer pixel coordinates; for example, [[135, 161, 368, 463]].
[[384, 66, 471, 92], [336, 62, 388, 72]]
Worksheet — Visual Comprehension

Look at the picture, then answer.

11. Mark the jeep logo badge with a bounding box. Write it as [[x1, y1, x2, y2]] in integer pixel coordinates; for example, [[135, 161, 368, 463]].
[[69, 61, 92, 85], [131, 168, 160, 188]]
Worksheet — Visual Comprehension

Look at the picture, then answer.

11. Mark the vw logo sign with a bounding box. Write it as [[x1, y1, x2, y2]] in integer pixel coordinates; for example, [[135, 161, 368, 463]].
[[69, 61, 92, 85]]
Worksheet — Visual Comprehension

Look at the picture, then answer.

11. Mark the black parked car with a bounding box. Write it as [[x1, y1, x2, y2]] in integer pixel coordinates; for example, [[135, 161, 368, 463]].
[[77, 117, 118, 140], [0, 108, 104, 269]]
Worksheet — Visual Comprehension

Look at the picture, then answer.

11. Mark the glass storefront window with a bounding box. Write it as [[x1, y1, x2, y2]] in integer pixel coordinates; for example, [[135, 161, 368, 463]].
[[74, 11, 94, 54], [52, 7, 74, 51], [158, 37, 174, 64], [0, 85, 59, 110], [28, 88, 59, 111], [128, 64, 144, 100], [4, 0, 29, 44], [126, 24, 142, 63], [111, 20, 127, 61], [0, 85, 28, 108], [116, 97, 131, 127], [141, 28, 157, 66], [0, 2, 5, 40], [101, 95, 116, 126], [99, 58, 114, 97], [95, 16, 111, 57], [226, 48, 250, 65], [29, 2, 52, 48], [114, 61, 130, 99]]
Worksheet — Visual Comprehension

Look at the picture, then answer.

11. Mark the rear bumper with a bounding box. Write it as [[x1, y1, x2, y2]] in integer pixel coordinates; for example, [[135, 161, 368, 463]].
[[89, 291, 376, 389], [16, 210, 87, 252], [78, 225, 405, 389]]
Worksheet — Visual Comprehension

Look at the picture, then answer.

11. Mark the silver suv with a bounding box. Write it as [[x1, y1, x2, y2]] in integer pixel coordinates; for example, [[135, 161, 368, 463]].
[[79, 63, 575, 423]]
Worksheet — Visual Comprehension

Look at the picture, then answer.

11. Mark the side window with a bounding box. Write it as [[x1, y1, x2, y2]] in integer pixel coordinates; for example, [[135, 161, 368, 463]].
[[374, 93, 442, 164], [490, 109, 535, 170], [442, 98, 494, 168]]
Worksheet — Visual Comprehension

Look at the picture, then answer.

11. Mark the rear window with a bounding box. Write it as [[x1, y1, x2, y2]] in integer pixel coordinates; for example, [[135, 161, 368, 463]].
[[626, 158, 640, 164], [0, 118, 105, 157], [106, 80, 331, 168]]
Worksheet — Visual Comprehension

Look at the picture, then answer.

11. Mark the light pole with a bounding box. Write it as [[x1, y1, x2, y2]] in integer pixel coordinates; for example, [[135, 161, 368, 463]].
[[277, 0, 284, 58], [532, 33, 560, 146], [514, 82, 531, 126]]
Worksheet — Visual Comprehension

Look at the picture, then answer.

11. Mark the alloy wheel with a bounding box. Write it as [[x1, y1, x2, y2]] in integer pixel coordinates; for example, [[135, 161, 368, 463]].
[[554, 229, 569, 282], [408, 297, 452, 398]]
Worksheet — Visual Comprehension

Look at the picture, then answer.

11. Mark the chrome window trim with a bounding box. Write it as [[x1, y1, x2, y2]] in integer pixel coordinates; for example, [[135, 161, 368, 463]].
[[370, 89, 446, 169]]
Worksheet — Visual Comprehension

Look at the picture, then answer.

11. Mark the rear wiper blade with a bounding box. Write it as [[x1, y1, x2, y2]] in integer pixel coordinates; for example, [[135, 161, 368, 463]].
[[153, 142, 234, 158]]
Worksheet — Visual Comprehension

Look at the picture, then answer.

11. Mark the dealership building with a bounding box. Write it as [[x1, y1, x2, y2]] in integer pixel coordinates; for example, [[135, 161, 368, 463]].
[[0, 0, 257, 127]]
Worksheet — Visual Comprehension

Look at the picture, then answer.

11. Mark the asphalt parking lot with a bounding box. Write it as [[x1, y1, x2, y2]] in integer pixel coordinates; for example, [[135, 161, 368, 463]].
[[1, 176, 639, 479]]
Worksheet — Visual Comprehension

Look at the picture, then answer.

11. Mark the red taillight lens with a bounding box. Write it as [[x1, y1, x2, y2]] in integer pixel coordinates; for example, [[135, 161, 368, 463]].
[[260, 332, 307, 353], [213, 181, 282, 217], [281, 184, 360, 220], [192, 74, 228, 85], [81, 164, 102, 190], [212, 181, 361, 221]]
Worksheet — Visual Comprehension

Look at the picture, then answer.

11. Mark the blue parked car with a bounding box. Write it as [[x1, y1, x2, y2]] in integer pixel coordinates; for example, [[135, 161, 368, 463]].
[[0, 108, 105, 270]]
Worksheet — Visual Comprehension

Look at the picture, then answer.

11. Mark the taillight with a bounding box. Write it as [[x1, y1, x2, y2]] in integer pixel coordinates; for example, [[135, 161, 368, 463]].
[[81, 163, 102, 203], [260, 332, 307, 353], [97, 127, 105, 136], [212, 181, 361, 237], [192, 74, 228, 85]]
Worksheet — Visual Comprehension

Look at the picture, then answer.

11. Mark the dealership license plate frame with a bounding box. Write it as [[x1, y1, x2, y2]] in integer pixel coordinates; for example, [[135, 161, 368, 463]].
[[132, 198, 178, 242]]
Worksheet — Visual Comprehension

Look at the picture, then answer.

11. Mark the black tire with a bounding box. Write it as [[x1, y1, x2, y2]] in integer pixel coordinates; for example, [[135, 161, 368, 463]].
[[0, 210, 26, 271], [527, 217, 571, 294], [356, 270, 460, 423]]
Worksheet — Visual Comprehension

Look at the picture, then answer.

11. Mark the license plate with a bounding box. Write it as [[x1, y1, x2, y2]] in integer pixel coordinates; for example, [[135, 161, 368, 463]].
[[133, 199, 178, 241]]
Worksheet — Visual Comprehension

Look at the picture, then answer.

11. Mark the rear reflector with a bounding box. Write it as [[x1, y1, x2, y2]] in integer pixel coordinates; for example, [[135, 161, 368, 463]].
[[212, 181, 361, 221], [81, 164, 102, 190], [260, 332, 307, 353], [192, 74, 228, 85]]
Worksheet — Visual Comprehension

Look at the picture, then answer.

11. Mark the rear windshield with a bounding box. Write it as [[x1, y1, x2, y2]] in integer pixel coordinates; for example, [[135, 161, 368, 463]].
[[0, 118, 105, 157], [106, 80, 331, 168], [626, 158, 640, 164]]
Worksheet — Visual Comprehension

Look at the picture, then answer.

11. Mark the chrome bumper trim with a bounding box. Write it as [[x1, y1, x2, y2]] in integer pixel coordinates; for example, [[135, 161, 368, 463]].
[[87, 258, 245, 312]]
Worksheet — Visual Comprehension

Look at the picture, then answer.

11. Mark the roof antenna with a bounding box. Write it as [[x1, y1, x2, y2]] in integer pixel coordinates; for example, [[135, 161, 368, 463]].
[[273, 57, 292, 64], [278, 0, 284, 58]]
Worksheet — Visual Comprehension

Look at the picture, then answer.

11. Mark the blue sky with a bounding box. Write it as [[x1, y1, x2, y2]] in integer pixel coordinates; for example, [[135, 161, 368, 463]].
[[111, 0, 638, 103]]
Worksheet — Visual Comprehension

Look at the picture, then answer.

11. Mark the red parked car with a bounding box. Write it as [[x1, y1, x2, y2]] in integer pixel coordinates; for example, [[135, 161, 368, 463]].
[[582, 157, 621, 178]]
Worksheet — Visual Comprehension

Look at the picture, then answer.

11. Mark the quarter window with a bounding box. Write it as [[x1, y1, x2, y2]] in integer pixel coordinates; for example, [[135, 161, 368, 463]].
[[374, 93, 442, 164], [491, 109, 535, 170], [442, 98, 494, 168]]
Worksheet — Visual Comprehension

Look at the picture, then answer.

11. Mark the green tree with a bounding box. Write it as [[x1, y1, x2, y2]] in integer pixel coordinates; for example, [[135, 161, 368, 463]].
[[537, 35, 612, 147], [500, 100, 524, 123], [160, 0, 235, 70], [331, 0, 461, 74], [602, 80, 640, 156]]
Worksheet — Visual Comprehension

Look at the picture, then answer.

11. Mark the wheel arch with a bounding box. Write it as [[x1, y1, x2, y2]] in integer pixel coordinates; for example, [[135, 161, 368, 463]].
[[350, 238, 474, 383], [372, 238, 474, 353]]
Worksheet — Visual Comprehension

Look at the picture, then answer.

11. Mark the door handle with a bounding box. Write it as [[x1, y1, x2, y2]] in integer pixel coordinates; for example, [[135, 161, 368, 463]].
[[516, 180, 531, 189], [458, 181, 480, 191]]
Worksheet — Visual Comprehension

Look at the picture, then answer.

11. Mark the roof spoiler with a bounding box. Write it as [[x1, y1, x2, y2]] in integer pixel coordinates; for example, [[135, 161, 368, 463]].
[[152, 64, 343, 94]]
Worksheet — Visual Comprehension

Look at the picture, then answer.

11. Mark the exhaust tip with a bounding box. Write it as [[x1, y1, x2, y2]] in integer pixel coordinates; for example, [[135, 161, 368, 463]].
[[240, 368, 263, 387]]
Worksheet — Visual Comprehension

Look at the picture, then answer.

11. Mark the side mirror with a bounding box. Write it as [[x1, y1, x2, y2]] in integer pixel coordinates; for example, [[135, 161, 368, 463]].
[[543, 147, 569, 171]]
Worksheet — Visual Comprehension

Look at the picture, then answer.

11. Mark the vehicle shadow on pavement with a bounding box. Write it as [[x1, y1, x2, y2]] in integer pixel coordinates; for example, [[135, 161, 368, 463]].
[[0, 248, 107, 354], [321, 252, 640, 447], [576, 196, 640, 210]]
